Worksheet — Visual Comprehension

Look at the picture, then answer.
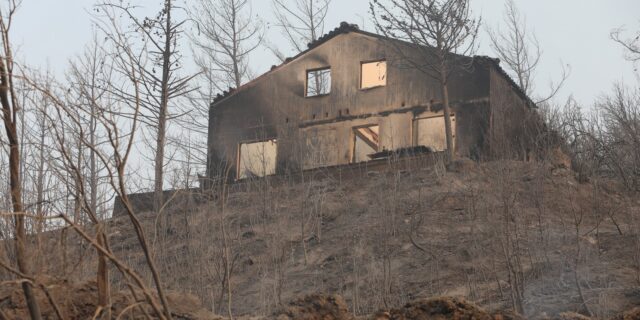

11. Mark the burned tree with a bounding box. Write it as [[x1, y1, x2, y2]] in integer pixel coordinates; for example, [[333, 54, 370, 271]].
[[269, 0, 332, 60], [26, 14, 180, 316], [370, 0, 480, 161], [597, 84, 640, 191], [0, 1, 43, 319], [192, 0, 263, 91], [487, 0, 539, 97], [487, 0, 568, 105], [96, 0, 196, 217], [612, 23, 640, 64]]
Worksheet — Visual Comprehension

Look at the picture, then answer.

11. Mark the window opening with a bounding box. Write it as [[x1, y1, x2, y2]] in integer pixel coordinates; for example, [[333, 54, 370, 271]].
[[306, 68, 331, 97]]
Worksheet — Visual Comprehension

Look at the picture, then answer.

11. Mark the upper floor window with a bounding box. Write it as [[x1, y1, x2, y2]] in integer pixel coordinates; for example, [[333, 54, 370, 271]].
[[306, 68, 331, 97], [361, 60, 387, 89]]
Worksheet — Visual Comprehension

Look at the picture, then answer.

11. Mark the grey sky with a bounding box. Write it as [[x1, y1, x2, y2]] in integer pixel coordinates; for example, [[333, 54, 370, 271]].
[[11, 0, 640, 107]]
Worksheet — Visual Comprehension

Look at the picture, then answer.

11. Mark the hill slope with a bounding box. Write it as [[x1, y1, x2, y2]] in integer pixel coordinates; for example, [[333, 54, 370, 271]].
[[90, 159, 640, 318]]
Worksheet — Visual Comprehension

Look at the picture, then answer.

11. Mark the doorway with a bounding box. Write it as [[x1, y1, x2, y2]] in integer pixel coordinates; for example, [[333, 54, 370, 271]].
[[237, 139, 277, 179], [352, 125, 380, 163]]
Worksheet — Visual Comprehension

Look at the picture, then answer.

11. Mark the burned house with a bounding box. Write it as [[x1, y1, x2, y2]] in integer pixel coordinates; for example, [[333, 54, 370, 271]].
[[205, 22, 539, 182]]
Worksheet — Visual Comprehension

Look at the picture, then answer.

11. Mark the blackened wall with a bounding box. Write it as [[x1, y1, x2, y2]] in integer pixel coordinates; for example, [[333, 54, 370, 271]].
[[488, 67, 539, 160], [206, 31, 526, 181]]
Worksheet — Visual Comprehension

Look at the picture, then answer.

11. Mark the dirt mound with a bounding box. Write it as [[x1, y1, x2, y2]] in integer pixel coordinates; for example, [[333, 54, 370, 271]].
[[610, 307, 640, 320], [491, 310, 527, 320], [0, 280, 221, 319], [374, 297, 493, 320], [554, 312, 592, 320], [515, 311, 599, 320], [274, 294, 353, 320]]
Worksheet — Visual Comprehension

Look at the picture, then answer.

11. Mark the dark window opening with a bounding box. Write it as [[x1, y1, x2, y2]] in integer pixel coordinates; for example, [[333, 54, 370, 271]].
[[306, 68, 331, 97]]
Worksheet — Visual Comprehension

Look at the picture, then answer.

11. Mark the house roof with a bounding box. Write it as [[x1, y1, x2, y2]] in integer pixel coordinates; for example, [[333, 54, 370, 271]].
[[211, 22, 363, 106], [474, 55, 536, 108], [211, 22, 535, 109], [112, 188, 203, 217]]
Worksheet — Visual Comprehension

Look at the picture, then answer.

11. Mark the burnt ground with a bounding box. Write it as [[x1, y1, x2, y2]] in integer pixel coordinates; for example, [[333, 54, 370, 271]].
[[0, 279, 221, 319], [11, 159, 640, 319]]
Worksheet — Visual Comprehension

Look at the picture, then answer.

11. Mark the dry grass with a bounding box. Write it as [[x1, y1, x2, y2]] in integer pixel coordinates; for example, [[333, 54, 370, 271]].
[[17, 159, 640, 319], [0, 279, 221, 319]]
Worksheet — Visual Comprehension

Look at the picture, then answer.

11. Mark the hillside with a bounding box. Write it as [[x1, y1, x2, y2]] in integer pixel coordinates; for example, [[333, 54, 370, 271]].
[[28, 158, 640, 319]]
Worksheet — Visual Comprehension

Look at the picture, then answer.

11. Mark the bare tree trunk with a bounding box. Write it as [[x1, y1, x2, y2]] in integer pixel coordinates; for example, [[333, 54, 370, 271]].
[[372, 0, 478, 163], [440, 79, 455, 162], [487, 0, 568, 104], [0, 48, 43, 320], [269, 0, 331, 59], [73, 138, 83, 223], [89, 80, 98, 219], [35, 105, 46, 232], [221, 167, 234, 320], [96, 228, 111, 319], [572, 207, 592, 317], [9, 139, 41, 320], [192, 0, 262, 92], [154, 0, 173, 215]]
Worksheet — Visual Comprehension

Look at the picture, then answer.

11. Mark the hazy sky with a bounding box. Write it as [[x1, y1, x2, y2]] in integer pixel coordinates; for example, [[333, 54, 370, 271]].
[[10, 0, 640, 106]]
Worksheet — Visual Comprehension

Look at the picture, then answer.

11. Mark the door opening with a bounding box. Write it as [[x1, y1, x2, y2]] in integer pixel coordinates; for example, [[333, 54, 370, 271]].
[[237, 139, 277, 179], [352, 125, 380, 163]]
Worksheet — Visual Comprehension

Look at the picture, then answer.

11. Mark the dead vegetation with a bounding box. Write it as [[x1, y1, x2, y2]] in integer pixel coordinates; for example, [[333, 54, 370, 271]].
[[0, 280, 221, 320], [2, 270, 640, 320], [608, 307, 640, 320], [0, 1, 638, 320], [18, 158, 636, 319]]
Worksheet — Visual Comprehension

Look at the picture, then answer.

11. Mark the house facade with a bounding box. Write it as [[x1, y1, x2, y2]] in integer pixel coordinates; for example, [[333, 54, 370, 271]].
[[205, 23, 539, 183]]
